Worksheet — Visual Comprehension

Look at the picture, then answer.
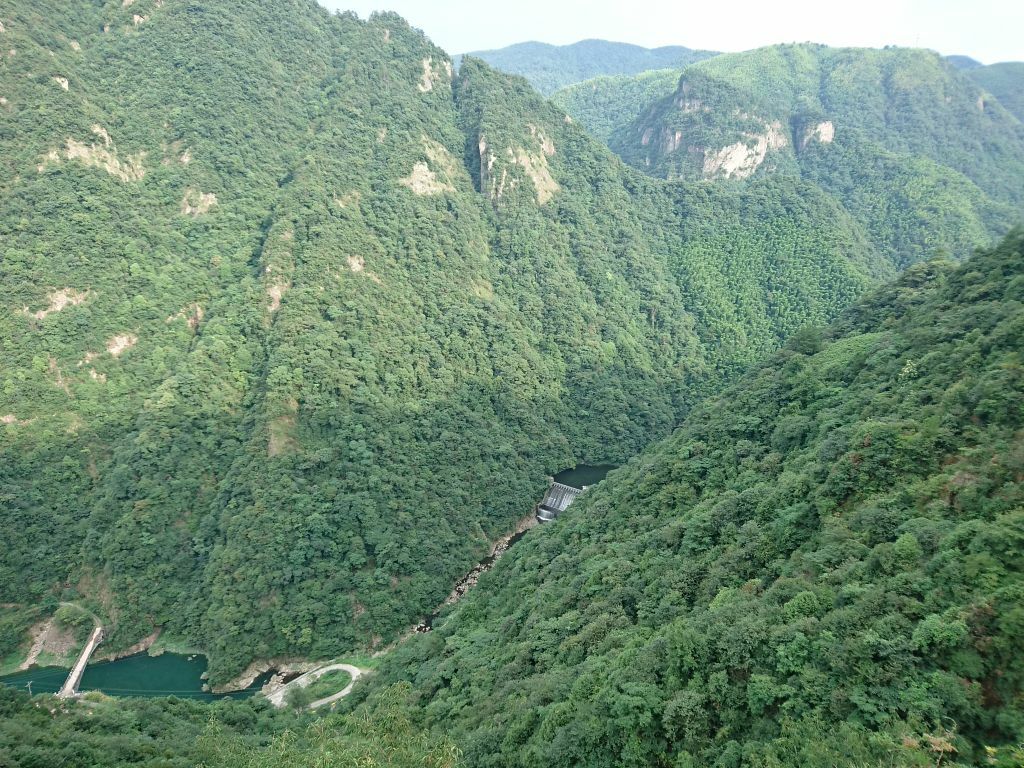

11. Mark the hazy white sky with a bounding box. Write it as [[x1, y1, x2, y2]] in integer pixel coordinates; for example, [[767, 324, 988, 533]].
[[319, 0, 1023, 63]]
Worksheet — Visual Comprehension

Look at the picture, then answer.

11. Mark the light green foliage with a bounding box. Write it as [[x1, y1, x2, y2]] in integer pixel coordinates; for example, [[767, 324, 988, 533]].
[[302, 668, 351, 702], [553, 69, 681, 142], [0, 5, 1022, 764], [596, 44, 1024, 266], [0, 682, 456, 767], [199, 683, 458, 767], [357, 231, 1024, 767], [53, 605, 94, 644], [0, 685, 306, 767], [967, 62, 1024, 122], [0, 607, 43, 666]]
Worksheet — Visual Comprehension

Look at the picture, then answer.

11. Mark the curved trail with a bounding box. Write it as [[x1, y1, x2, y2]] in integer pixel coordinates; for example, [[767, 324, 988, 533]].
[[265, 663, 364, 709]]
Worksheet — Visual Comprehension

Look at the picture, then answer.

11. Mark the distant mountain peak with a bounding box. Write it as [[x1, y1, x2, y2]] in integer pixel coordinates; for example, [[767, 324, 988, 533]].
[[457, 38, 717, 95]]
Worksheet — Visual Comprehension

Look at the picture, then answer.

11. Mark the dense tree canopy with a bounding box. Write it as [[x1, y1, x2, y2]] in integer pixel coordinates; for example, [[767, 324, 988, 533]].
[[0, 682, 453, 768], [554, 45, 1024, 268], [967, 62, 1024, 122], [553, 69, 682, 143], [354, 230, 1024, 767], [0, 1, 886, 683], [1, 3, 1022, 765]]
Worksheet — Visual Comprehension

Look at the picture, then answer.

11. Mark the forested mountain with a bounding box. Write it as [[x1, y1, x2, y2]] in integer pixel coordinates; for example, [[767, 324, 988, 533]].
[[454, 39, 716, 95], [557, 53, 1024, 152], [966, 62, 1024, 121], [355, 229, 1024, 767], [610, 45, 1024, 267], [945, 55, 984, 70], [552, 46, 1024, 269], [553, 69, 682, 142], [0, 1, 887, 685]]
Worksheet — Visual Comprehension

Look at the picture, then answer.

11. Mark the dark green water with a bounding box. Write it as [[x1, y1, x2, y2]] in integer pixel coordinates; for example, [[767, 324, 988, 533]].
[[0, 653, 268, 700], [554, 464, 615, 488]]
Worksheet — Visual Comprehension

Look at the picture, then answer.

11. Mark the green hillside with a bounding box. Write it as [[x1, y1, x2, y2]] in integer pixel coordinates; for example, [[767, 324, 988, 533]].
[[455, 39, 716, 96], [967, 62, 1024, 122], [0, 2, 884, 684], [945, 55, 984, 70], [553, 69, 681, 142], [2, 3, 1023, 766], [598, 45, 1024, 266], [0, 682, 455, 768], [356, 229, 1024, 768]]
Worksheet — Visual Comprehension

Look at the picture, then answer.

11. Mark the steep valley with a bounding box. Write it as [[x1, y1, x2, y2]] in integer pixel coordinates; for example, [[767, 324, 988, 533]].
[[1, 0, 886, 686], [0, 2, 1022, 767]]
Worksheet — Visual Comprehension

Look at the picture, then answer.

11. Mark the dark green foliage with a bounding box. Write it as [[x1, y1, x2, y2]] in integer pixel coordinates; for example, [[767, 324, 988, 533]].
[[0, 686, 303, 767], [0, 683, 454, 768], [355, 230, 1024, 767], [455, 40, 716, 96], [0, 609, 42, 663], [0, 2, 882, 683], [2, 4, 1023, 765], [199, 683, 459, 767]]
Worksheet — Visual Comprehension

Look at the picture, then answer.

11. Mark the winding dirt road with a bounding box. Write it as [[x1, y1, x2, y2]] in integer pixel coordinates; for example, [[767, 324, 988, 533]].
[[265, 663, 364, 709]]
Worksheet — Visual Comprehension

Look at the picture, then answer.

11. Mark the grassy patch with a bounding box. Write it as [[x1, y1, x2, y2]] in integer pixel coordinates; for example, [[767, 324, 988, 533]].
[[304, 669, 352, 701]]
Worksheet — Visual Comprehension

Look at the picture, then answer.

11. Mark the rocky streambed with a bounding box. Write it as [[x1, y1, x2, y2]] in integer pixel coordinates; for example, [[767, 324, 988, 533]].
[[414, 512, 538, 633]]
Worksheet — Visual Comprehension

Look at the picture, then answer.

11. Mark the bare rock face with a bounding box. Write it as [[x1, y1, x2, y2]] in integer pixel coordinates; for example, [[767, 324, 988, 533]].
[[399, 137, 458, 195], [266, 281, 288, 313], [663, 129, 684, 153], [180, 188, 217, 216], [800, 120, 835, 149], [400, 162, 450, 195], [166, 303, 204, 330], [510, 146, 559, 204], [478, 128, 560, 205], [106, 333, 138, 357], [22, 288, 90, 319], [417, 56, 452, 93], [702, 121, 788, 180], [39, 126, 146, 181]]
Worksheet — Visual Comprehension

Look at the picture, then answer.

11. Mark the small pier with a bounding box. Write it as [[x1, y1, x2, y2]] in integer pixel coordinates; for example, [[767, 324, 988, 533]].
[[56, 625, 103, 699]]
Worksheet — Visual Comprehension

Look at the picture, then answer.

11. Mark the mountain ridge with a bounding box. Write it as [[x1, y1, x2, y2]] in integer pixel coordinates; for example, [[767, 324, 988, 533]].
[[455, 38, 717, 95], [553, 43, 1024, 267]]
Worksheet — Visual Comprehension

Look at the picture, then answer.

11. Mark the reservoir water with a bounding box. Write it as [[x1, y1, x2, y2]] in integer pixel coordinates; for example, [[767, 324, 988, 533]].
[[0, 652, 270, 700], [554, 464, 615, 488]]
